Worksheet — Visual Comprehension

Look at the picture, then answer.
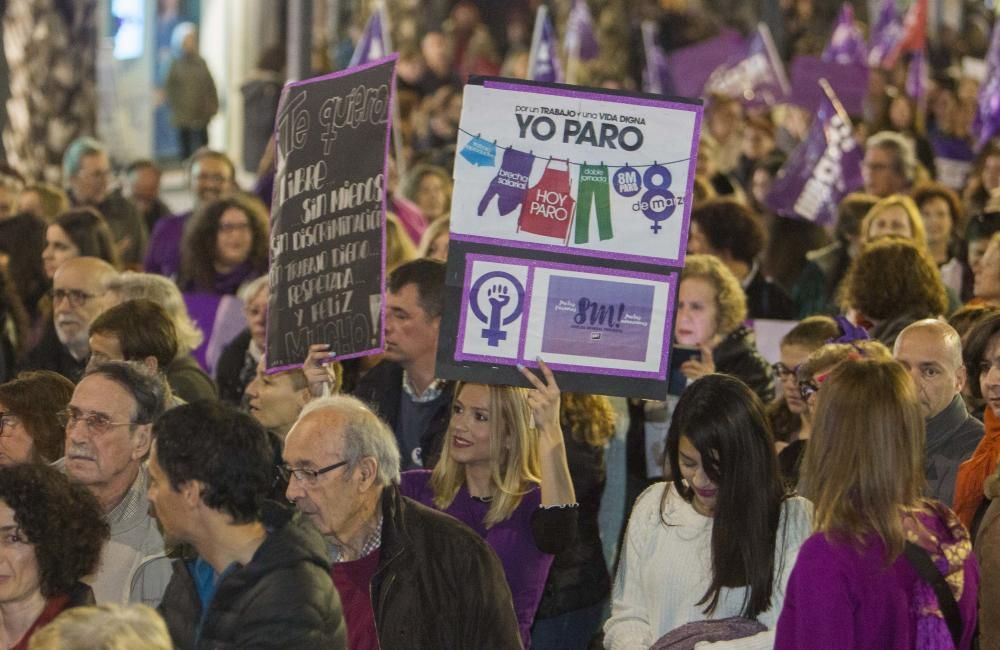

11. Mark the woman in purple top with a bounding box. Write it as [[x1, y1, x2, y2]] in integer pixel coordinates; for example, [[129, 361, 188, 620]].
[[400, 360, 577, 648], [177, 195, 268, 371], [776, 358, 980, 649]]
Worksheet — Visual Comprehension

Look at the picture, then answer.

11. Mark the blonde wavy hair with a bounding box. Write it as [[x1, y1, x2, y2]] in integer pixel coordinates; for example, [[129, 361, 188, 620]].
[[681, 254, 747, 337], [860, 194, 928, 250], [431, 382, 541, 528]]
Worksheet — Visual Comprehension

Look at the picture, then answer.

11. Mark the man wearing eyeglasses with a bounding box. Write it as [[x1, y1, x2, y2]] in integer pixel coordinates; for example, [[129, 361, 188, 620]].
[[21, 257, 118, 383], [862, 131, 917, 198], [62, 361, 173, 606], [63, 136, 148, 267], [282, 395, 521, 649], [150, 400, 347, 649], [894, 319, 983, 505]]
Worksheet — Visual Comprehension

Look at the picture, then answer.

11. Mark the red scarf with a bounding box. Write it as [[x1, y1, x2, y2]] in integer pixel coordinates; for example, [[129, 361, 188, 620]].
[[953, 407, 1000, 529]]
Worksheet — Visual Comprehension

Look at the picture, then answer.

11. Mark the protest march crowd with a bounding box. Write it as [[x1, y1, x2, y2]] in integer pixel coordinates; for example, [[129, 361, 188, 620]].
[[1, 0, 1000, 648]]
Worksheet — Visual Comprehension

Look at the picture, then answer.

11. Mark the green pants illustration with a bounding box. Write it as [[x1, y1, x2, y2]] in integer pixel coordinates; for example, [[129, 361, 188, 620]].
[[575, 164, 613, 244]]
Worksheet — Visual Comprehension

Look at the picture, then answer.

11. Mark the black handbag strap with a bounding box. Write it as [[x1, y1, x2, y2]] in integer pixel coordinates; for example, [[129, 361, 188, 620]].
[[903, 541, 963, 647]]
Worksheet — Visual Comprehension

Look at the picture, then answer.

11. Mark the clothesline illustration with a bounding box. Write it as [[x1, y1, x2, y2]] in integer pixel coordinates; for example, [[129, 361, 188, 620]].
[[456, 127, 693, 170], [465, 129, 689, 238]]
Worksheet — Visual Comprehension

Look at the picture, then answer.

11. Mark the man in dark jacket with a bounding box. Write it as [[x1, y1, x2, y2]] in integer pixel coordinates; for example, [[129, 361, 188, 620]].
[[150, 401, 346, 649], [894, 319, 984, 504], [283, 394, 522, 649], [351, 259, 453, 469]]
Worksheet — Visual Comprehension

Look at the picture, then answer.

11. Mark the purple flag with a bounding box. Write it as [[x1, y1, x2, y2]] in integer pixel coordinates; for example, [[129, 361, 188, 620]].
[[867, 0, 901, 68], [822, 3, 867, 67], [641, 21, 675, 95], [789, 56, 869, 116], [974, 19, 1000, 149], [906, 50, 926, 101], [349, 7, 390, 67], [528, 5, 563, 83], [704, 23, 789, 108], [566, 0, 599, 61], [667, 29, 747, 98], [765, 80, 864, 225]]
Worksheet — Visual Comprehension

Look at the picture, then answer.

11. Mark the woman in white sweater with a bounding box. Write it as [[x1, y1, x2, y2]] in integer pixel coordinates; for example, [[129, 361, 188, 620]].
[[605, 374, 812, 649]]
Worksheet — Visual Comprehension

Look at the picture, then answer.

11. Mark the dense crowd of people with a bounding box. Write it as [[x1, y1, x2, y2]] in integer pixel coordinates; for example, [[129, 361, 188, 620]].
[[0, 0, 998, 648]]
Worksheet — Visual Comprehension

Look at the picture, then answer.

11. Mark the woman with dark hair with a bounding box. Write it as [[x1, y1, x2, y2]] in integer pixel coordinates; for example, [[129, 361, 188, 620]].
[[177, 194, 267, 295], [843, 238, 949, 347], [776, 358, 978, 648], [0, 268, 29, 382], [913, 181, 966, 296], [792, 192, 879, 318], [962, 139, 1000, 216], [0, 211, 47, 327], [961, 211, 1000, 301], [0, 371, 74, 465], [606, 374, 811, 648], [41, 208, 120, 279], [0, 463, 108, 648]]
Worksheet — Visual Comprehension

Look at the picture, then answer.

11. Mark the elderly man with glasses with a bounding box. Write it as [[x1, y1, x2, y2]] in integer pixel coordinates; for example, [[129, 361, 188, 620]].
[[61, 361, 173, 606], [21, 257, 118, 383], [282, 394, 522, 649]]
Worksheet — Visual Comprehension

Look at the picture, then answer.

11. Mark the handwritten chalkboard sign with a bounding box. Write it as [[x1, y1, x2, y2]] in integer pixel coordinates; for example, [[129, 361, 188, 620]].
[[266, 56, 397, 372]]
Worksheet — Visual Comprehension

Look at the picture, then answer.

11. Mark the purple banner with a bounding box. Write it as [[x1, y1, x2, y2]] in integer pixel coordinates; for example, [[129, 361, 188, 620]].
[[765, 80, 863, 225], [566, 0, 599, 61], [974, 20, 1000, 149], [642, 21, 675, 96], [704, 23, 789, 108], [528, 6, 563, 83], [868, 0, 901, 68], [822, 3, 867, 67], [541, 276, 656, 362], [906, 50, 926, 102], [788, 56, 869, 116], [667, 29, 747, 98], [349, 7, 389, 67]]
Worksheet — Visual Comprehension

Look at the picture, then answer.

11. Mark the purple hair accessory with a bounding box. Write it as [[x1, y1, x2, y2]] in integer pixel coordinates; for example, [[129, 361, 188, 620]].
[[828, 316, 870, 344]]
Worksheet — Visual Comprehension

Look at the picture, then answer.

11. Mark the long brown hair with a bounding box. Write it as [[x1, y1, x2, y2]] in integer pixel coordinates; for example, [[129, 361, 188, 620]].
[[178, 195, 268, 291], [800, 358, 926, 561]]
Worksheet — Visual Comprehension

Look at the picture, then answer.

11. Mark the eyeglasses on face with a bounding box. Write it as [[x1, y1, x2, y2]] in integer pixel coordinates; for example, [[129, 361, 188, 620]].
[[58, 406, 135, 435], [798, 370, 832, 402], [278, 460, 349, 484], [0, 412, 16, 436], [771, 362, 800, 379], [51, 288, 99, 307], [218, 222, 251, 234]]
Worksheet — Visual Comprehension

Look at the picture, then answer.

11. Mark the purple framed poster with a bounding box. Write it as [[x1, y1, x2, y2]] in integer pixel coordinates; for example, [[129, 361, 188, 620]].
[[453, 253, 673, 382], [438, 77, 698, 399]]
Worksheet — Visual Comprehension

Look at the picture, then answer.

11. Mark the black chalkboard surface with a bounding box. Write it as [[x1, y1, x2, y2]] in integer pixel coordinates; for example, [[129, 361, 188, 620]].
[[266, 56, 397, 372]]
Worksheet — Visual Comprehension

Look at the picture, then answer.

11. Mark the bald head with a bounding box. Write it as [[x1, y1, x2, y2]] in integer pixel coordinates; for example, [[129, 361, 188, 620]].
[[283, 396, 399, 544], [52, 257, 119, 358], [289, 395, 401, 487], [894, 319, 966, 418]]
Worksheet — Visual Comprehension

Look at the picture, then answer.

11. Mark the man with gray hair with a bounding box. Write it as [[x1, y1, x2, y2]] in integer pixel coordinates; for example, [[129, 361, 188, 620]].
[[22, 257, 118, 383], [862, 130, 917, 197], [283, 395, 521, 649], [62, 136, 147, 266], [63, 361, 173, 605], [894, 319, 983, 504]]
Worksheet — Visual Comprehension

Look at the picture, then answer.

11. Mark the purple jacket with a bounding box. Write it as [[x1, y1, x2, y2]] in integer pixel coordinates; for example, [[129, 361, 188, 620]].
[[144, 210, 192, 277], [775, 503, 979, 649]]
